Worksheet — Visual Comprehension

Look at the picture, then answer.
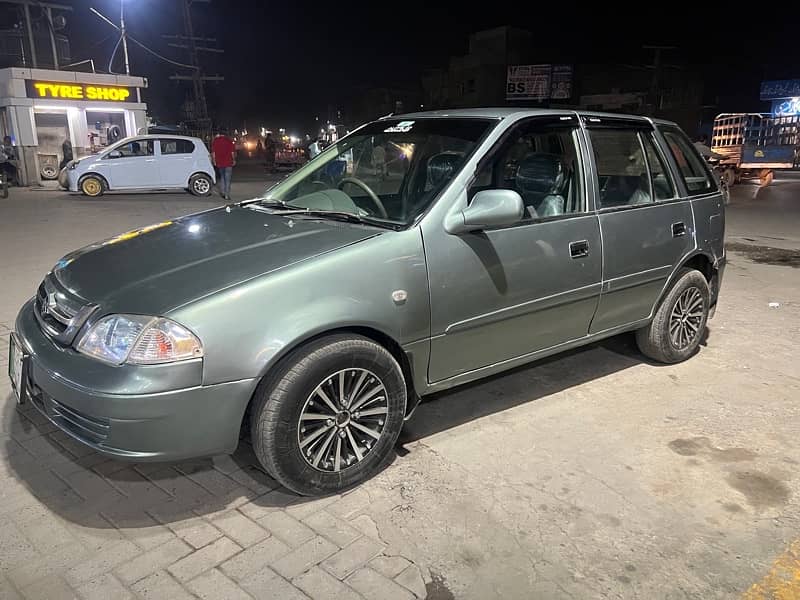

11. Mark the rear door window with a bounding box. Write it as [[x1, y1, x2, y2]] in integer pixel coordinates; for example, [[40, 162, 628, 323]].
[[660, 127, 717, 195], [160, 139, 195, 155], [641, 133, 675, 201], [588, 129, 652, 208]]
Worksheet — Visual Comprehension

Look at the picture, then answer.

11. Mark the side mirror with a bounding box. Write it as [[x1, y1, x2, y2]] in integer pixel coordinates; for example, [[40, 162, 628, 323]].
[[106, 150, 123, 159], [445, 189, 524, 234]]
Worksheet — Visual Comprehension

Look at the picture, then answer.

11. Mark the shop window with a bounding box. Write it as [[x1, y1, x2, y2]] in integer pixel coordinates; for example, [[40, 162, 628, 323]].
[[87, 111, 127, 150], [160, 139, 195, 155]]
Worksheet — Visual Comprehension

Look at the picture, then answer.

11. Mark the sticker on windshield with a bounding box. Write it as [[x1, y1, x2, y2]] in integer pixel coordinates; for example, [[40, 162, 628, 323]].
[[384, 121, 415, 133]]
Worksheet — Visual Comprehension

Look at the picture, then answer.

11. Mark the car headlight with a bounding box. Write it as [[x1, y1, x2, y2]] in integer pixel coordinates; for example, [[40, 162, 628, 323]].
[[76, 314, 203, 365], [67, 160, 80, 170]]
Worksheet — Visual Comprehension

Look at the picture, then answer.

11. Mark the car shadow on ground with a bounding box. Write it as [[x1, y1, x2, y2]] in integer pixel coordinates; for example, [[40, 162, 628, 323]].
[[2, 328, 710, 529]]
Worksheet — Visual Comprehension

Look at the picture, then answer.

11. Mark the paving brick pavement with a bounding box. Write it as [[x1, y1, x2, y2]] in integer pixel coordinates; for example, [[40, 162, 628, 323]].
[[1, 383, 432, 600]]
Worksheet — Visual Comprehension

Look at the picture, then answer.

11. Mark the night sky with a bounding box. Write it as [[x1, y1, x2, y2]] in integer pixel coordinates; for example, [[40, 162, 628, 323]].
[[62, 0, 797, 133]]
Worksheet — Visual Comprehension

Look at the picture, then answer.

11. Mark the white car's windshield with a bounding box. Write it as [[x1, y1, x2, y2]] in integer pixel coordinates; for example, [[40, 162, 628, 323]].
[[259, 118, 496, 225]]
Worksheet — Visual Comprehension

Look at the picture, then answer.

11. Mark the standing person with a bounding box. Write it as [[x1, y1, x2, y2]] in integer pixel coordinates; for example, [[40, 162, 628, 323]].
[[211, 130, 236, 201], [308, 138, 323, 159], [59, 139, 73, 171], [264, 132, 277, 173], [372, 143, 387, 179], [0, 136, 18, 186]]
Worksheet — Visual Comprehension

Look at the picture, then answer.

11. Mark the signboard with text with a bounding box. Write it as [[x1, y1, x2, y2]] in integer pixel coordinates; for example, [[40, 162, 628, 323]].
[[550, 65, 573, 99], [760, 79, 800, 101], [506, 64, 572, 101], [26, 80, 136, 103]]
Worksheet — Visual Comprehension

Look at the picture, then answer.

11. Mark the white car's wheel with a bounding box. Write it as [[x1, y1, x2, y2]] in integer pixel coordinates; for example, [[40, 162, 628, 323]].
[[189, 173, 213, 196], [79, 175, 105, 197]]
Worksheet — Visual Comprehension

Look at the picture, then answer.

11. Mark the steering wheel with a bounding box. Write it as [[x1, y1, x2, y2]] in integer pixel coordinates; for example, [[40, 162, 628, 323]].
[[337, 177, 388, 219]]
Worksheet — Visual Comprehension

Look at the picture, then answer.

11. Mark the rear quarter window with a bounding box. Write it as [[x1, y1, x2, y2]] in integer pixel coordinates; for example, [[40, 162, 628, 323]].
[[659, 127, 717, 195]]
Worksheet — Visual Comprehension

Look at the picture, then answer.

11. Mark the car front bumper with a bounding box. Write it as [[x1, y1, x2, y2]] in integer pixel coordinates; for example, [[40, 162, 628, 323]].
[[12, 299, 257, 461]]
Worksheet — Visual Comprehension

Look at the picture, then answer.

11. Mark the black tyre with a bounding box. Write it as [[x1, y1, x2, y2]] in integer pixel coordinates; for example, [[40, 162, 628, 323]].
[[79, 175, 105, 197], [251, 335, 407, 496], [189, 173, 213, 196], [636, 268, 710, 364]]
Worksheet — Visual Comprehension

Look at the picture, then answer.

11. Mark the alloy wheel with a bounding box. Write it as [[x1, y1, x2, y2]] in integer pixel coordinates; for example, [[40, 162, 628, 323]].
[[297, 368, 389, 472], [669, 286, 704, 349]]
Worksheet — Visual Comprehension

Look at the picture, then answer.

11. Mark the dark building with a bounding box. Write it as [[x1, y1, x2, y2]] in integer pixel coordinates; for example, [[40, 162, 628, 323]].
[[423, 26, 534, 109], [422, 27, 703, 133], [575, 63, 704, 134]]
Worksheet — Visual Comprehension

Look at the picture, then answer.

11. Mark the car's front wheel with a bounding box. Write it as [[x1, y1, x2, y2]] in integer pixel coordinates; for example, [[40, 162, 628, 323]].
[[251, 335, 407, 496], [189, 173, 213, 196], [79, 175, 105, 197], [636, 268, 710, 364]]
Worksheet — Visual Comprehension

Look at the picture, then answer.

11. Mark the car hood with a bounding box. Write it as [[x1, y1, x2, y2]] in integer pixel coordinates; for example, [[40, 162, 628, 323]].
[[52, 205, 381, 314]]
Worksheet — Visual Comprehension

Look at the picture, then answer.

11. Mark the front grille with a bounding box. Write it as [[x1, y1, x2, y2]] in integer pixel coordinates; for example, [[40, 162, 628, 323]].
[[34, 273, 96, 344]]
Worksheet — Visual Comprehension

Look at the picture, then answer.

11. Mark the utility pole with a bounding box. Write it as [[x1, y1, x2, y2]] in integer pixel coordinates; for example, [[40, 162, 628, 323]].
[[643, 45, 676, 116], [22, 3, 37, 68], [166, 0, 223, 132]]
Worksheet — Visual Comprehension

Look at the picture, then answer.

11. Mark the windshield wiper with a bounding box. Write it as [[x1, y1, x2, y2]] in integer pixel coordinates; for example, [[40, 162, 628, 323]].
[[244, 199, 290, 210], [293, 210, 401, 230], [245, 203, 400, 230]]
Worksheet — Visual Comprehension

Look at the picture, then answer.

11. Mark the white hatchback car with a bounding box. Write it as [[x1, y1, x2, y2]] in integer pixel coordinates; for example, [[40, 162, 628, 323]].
[[61, 135, 216, 197]]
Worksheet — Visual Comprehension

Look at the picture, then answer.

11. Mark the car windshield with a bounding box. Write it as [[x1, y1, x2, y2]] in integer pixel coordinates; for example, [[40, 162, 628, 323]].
[[258, 118, 496, 225]]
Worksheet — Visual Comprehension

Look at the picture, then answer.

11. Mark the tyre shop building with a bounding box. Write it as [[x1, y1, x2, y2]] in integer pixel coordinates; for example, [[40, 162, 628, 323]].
[[0, 67, 147, 185]]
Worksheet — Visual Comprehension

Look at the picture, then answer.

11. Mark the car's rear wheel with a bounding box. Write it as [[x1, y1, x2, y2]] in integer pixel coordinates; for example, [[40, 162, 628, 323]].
[[79, 175, 105, 197], [636, 268, 710, 364], [189, 173, 213, 196], [251, 335, 406, 496]]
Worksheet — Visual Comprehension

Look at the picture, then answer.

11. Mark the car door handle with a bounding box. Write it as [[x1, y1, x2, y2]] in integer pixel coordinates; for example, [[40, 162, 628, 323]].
[[672, 222, 687, 237], [569, 240, 589, 259]]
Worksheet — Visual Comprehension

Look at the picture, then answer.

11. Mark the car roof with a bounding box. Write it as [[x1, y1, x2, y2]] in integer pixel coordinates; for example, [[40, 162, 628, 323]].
[[388, 107, 677, 127], [125, 134, 203, 142]]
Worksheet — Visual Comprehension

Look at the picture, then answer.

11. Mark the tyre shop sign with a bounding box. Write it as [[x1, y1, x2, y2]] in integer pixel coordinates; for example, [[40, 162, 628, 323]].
[[26, 80, 135, 102]]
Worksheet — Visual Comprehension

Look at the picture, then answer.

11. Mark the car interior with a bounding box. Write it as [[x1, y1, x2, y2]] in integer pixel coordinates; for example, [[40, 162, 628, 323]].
[[282, 133, 475, 223], [470, 125, 582, 219], [590, 129, 675, 208]]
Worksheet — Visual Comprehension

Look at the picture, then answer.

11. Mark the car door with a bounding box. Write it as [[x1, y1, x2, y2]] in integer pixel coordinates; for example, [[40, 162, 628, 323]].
[[584, 117, 695, 333], [96, 138, 158, 189], [423, 115, 603, 383], [158, 138, 195, 187]]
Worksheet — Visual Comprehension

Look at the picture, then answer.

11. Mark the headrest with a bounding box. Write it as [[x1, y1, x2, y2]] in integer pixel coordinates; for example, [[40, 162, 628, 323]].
[[516, 153, 564, 194]]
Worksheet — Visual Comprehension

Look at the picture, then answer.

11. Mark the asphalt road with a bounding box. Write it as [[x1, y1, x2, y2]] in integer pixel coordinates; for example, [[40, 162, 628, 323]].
[[0, 175, 798, 599], [726, 173, 800, 250]]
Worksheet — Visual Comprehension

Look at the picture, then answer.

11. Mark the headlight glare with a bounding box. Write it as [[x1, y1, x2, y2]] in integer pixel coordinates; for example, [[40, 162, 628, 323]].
[[76, 314, 152, 365], [76, 315, 203, 365]]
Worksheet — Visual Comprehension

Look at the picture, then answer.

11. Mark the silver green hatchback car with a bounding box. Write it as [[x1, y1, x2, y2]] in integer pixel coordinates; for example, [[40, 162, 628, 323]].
[[9, 109, 725, 495]]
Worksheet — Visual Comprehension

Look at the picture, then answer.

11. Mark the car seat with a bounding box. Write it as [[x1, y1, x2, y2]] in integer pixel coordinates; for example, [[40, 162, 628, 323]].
[[515, 153, 566, 218]]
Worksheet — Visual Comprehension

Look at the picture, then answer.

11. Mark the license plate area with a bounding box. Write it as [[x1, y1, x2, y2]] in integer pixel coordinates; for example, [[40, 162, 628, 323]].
[[8, 333, 29, 405]]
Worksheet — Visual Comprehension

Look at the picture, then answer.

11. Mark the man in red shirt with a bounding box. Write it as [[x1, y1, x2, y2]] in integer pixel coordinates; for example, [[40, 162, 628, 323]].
[[211, 130, 236, 200]]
